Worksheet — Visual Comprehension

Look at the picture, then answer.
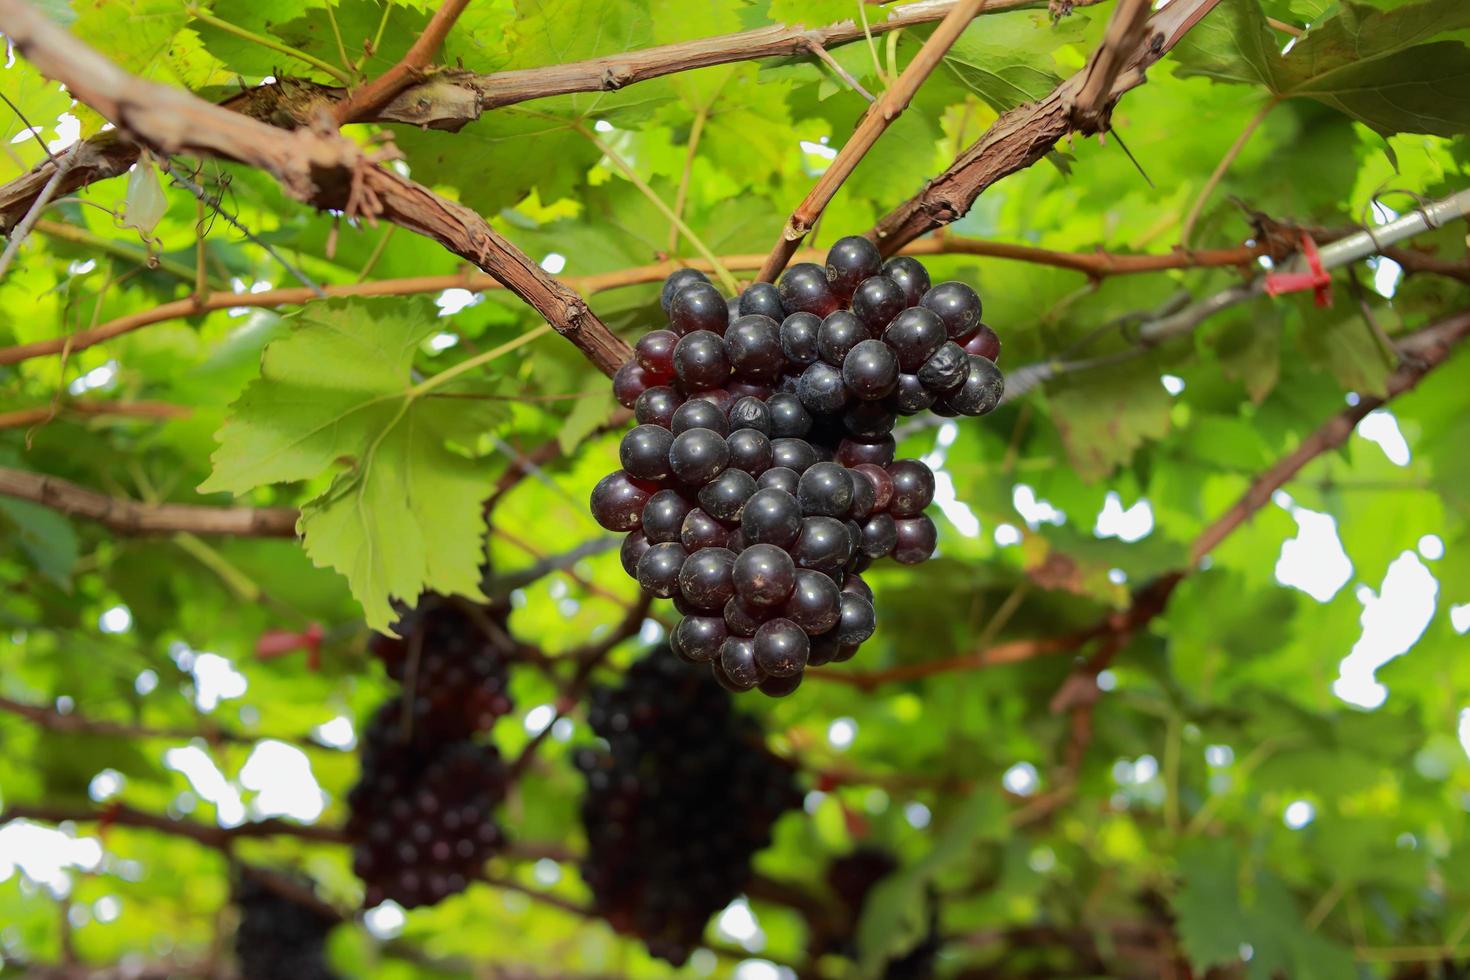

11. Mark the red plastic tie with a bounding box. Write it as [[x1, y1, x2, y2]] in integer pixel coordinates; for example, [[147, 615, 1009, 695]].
[[255, 622, 325, 671], [1265, 233, 1332, 307]]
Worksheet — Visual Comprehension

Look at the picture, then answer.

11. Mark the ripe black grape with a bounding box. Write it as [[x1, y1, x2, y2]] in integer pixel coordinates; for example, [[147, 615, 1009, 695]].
[[883, 307, 947, 371], [770, 436, 818, 473], [672, 330, 730, 391], [882, 255, 931, 307], [851, 275, 907, 333], [669, 281, 729, 335], [833, 592, 876, 646], [725, 314, 784, 383], [635, 385, 682, 428], [681, 508, 731, 550], [590, 470, 655, 531], [849, 470, 876, 519], [641, 489, 692, 544], [755, 465, 800, 496], [671, 398, 729, 436], [917, 341, 970, 393], [779, 311, 822, 366], [637, 541, 688, 598], [660, 268, 710, 315], [782, 568, 841, 635], [753, 618, 809, 677], [727, 428, 773, 475], [741, 487, 802, 548], [718, 636, 761, 689], [962, 322, 1002, 361], [678, 546, 737, 612], [892, 372, 936, 414], [766, 392, 812, 437], [835, 435, 896, 468], [636, 329, 678, 381], [619, 424, 675, 480], [758, 672, 803, 697], [797, 461, 854, 518], [841, 339, 899, 400], [841, 573, 874, 605], [939, 355, 1004, 416], [778, 262, 840, 317], [698, 468, 756, 522], [674, 615, 728, 663], [612, 360, 652, 409], [723, 596, 771, 638], [921, 280, 982, 339], [893, 515, 938, 564], [729, 396, 772, 434], [739, 281, 785, 320], [620, 530, 650, 578], [818, 311, 870, 366], [668, 427, 728, 485], [791, 516, 852, 577], [826, 235, 883, 302], [798, 361, 847, 414], [842, 401, 896, 438], [691, 387, 734, 417], [888, 460, 936, 517], [860, 513, 898, 558], [733, 543, 797, 606]]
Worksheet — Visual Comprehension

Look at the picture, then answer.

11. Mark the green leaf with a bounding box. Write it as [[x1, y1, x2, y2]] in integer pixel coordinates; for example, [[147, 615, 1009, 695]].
[[1046, 357, 1174, 482], [940, 9, 1087, 113], [0, 498, 78, 589], [200, 299, 507, 628]]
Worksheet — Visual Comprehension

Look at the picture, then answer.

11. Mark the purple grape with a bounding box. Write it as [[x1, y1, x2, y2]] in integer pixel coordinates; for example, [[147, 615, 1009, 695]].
[[882, 255, 931, 307], [673, 330, 730, 392], [753, 619, 809, 678], [851, 276, 906, 333], [590, 471, 656, 531], [921, 281, 982, 339]]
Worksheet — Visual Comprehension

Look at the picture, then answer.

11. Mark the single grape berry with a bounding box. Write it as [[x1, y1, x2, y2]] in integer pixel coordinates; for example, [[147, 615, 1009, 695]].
[[939, 355, 1004, 416], [893, 515, 938, 564], [674, 615, 728, 663], [842, 573, 874, 605], [883, 307, 947, 372], [620, 531, 650, 578], [852, 463, 894, 512], [782, 568, 842, 635], [669, 427, 728, 485], [698, 468, 757, 523], [723, 596, 771, 638], [681, 508, 731, 550], [758, 672, 803, 697], [733, 543, 797, 607], [961, 323, 1002, 362], [660, 268, 710, 315], [798, 361, 848, 415], [833, 592, 876, 646], [777, 262, 840, 317], [635, 386, 683, 428], [672, 330, 730, 392], [741, 488, 802, 549], [849, 472, 876, 520], [637, 542, 688, 598], [798, 461, 855, 518], [729, 396, 772, 434], [620, 424, 675, 480], [671, 398, 728, 437], [917, 341, 971, 393], [739, 281, 785, 320], [613, 360, 652, 409], [841, 339, 899, 401], [792, 516, 853, 577], [636, 329, 678, 381], [817, 311, 870, 367], [756, 466, 801, 496], [642, 489, 693, 544], [727, 428, 773, 476], [727, 380, 773, 401], [921, 281, 982, 339], [766, 393, 812, 438], [887, 460, 935, 518], [678, 547, 737, 612], [842, 401, 896, 439], [860, 513, 898, 558], [725, 315, 784, 383], [754, 618, 809, 677], [825, 236, 883, 303], [719, 637, 762, 688], [770, 437, 818, 473], [851, 276, 907, 334], [670, 281, 729, 335], [590, 471, 655, 531], [779, 312, 822, 367], [882, 255, 931, 307], [835, 435, 896, 468], [892, 373, 935, 415], [692, 387, 735, 417]]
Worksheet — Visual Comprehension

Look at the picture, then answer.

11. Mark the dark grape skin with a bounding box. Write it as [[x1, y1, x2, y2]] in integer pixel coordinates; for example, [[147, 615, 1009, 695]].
[[842, 402, 897, 439], [727, 380, 774, 402], [766, 393, 812, 438], [669, 428, 728, 485], [807, 632, 842, 667], [726, 429, 773, 476], [798, 361, 848, 415], [776, 373, 801, 395], [754, 619, 810, 677], [642, 489, 693, 544], [733, 543, 797, 607], [726, 294, 742, 326], [726, 528, 748, 553], [740, 488, 802, 549], [921, 281, 983, 340], [613, 360, 652, 409], [892, 373, 936, 415], [590, 471, 656, 531], [739, 281, 785, 320], [893, 515, 938, 565], [825, 236, 883, 303], [674, 615, 728, 663], [636, 329, 679, 381], [841, 573, 874, 605], [852, 463, 894, 512], [833, 592, 877, 645], [724, 597, 772, 639], [718, 637, 762, 688], [672, 330, 731, 392], [678, 547, 737, 612], [883, 255, 932, 307], [883, 307, 947, 372], [711, 656, 759, 693], [637, 542, 688, 598], [961, 323, 1002, 362], [770, 437, 818, 474], [635, 386, 683, 428], [698, 468, 757, 523], [860, 513, 898, 558], [830, 641, 862, 664], [798, 461, 855, 518], [851, 275, 908, 334], [779, 312, 821, 367], [791, 516, 853, 577], [888, 460, 936, 517], [777, 262, 841, 317], [835, 435, 896, 468], [782, 568, 842, 635], [661, 268, 710, 315], [729, 397, 772, 434], [681, 508, 731, 551], [725, 315, 785, 383], [670, 282, 730, 335], [940, 355, 1004, 416], [620, 530, 650, 578], [841, 339, 899, 401], [758, 672, 803, 697], [619, 424, 675, 480], [849, 471, 876, 520], [917, 341, 971, 393], [755, 466, 800, 496], [672, 398, 729, 437], [817, 311, 870, 367]]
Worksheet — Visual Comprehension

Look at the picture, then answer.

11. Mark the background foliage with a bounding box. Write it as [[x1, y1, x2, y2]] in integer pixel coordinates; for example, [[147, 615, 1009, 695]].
[[0, 0, 1468, 976]]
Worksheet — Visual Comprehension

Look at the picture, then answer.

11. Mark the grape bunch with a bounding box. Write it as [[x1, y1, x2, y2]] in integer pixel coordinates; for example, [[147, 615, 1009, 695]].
[[591, 237, 1004, 693], [814, 848, 941, 978], [348, 595, 515, 908], [346, 697, 509, 909], [233, 870, 340, 980], [575, 648, 803, 965]]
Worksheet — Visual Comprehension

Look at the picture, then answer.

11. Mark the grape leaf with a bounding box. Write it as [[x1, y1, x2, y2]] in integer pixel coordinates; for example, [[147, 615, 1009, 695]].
[[0, 498, 78, 589], [939, 9, 1089, 113], [1046, 357, 1174, 482], [200, 299, 505, 629]]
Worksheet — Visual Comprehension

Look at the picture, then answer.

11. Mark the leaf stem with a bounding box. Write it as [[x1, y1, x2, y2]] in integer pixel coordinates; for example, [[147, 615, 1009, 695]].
[[670, 101, 713, 254], [186, 7, 355, 84], [1178, 97, 1276, 249], [407, 323, 553, 399]]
